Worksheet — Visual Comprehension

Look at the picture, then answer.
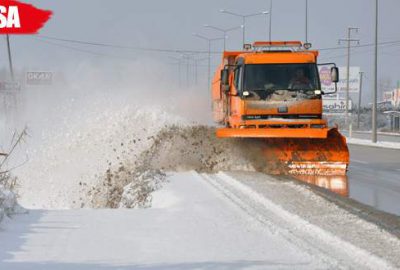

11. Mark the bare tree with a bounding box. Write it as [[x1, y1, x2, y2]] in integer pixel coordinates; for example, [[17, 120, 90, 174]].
[[0, 128, 28, 190]]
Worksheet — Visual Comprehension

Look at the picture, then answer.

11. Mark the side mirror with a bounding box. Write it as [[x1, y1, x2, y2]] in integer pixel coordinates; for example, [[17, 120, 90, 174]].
[[220, 69, 230, 92], [221, 69, 229, 85], [331, 67, 339, 83]]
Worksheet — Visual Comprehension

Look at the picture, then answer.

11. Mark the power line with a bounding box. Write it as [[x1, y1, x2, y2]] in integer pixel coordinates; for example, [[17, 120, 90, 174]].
[[36, 35, 212, 55], [338, 27, 360, 128], [319, 41, 400, 61], [29, 36, 138, 61], [33, 34, 400, 55], [25, 34, 400, 65], [318, 39, 400, 51], [30, 36, 213, 68]]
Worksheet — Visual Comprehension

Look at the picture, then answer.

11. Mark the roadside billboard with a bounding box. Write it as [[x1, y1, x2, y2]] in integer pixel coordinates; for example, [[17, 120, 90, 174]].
[[26, 71, 53, 86], [319, 66, 360, 93], [323, 99, 352, 113]]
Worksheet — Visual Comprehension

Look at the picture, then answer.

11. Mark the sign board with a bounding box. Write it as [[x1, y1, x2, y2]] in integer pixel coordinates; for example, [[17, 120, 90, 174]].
[[323, 94, 338, 100], [319, 66, 360, 93], [323, 99, 352, 113], [0, 81, 21, 92], [323, 92, 347, 100], [26, 71, 53, 85]]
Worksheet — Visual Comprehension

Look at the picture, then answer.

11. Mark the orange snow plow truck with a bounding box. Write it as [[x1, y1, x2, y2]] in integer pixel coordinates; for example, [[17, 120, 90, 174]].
[[212, 41, 349, 176]]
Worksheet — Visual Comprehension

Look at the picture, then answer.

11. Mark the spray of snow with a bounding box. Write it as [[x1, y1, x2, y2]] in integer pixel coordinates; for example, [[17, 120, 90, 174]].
[[90, 124, 271, 208], [0, 185, 18, 223], [5, 59, 270, 209]]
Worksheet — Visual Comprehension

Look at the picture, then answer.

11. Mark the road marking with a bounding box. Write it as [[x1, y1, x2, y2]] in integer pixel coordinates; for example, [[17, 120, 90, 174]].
[[351, 159, 368, 165]]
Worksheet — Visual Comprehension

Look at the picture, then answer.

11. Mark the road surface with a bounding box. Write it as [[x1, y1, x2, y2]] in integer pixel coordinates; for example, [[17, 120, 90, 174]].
[[1, 171, 399, 269], [347, 144, 400, 216]]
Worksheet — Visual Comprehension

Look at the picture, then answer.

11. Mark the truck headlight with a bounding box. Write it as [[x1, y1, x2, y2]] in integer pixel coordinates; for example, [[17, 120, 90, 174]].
[[314, 90, 322, 95]]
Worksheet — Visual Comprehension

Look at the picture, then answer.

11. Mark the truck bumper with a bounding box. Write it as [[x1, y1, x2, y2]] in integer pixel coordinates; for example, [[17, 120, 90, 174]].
[[216, 127, 329, 139]]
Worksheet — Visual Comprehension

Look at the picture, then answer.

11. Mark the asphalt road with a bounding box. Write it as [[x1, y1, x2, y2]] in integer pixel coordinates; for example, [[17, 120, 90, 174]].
[[347, 144, 400, 216]]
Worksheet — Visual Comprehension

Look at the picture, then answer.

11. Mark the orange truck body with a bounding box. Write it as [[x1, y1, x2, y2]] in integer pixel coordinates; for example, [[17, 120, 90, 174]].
[[211, 41, 349, 176]]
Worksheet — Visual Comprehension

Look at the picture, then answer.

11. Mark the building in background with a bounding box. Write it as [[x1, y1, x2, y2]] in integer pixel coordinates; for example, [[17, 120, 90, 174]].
[[383, 88, 400, 109]]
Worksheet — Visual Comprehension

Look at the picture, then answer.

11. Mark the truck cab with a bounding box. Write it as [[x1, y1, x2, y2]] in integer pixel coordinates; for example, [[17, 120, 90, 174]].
[[212, 41, 338, 138]]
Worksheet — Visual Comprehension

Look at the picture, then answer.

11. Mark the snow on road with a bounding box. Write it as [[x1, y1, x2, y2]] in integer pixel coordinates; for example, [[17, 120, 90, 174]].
[[1, 171, 399, 270], [346, 137, 400, 149]]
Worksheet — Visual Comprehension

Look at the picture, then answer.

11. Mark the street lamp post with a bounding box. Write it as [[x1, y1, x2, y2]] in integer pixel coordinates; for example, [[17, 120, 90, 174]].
[[193, 33, 224, 90], [372, 0, 379, 143], [6, 34, 14, 81], [220, 9, 269, 48], [305, 0, 308, 43], [203, 24, 243, 51], [269, 0, 273, 41]]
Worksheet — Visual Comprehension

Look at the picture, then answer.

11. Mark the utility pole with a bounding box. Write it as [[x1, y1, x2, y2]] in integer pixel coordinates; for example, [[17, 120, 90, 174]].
[[181, 54, 193, 88], [357, 71, 364, 129], [6, 34, 14, 81], [269, 0, 273, 41], [305, 0, 308, 43], [339, 27, 360, 130], [372, 0, 379, 143]]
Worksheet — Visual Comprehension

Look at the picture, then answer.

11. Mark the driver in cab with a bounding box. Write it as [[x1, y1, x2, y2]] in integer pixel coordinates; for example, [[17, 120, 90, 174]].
[[289, 68, 312, 90]]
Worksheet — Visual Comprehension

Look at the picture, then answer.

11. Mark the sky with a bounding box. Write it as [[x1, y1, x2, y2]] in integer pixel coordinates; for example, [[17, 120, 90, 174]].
[[1, 0, 399, 104]]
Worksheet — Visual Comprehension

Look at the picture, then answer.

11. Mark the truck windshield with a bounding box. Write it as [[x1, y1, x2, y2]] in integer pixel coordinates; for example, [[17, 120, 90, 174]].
[[243, 63, 320, 91]]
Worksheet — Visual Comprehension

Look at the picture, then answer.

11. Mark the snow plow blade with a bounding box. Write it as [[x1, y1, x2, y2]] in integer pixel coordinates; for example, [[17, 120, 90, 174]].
[[261, 128, 349, 176], [217, 127, 349, 176]]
